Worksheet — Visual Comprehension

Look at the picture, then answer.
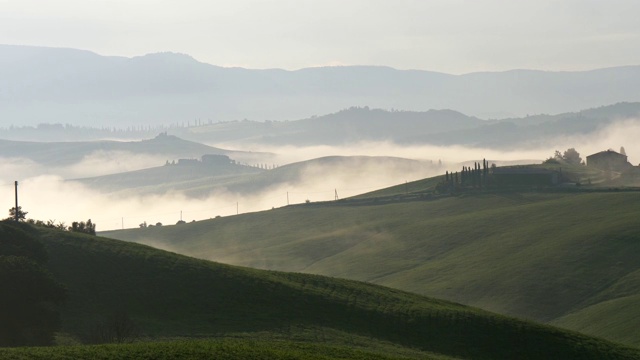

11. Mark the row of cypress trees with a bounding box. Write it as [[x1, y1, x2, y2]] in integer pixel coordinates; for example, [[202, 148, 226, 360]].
[[443, 159, 491, 191]]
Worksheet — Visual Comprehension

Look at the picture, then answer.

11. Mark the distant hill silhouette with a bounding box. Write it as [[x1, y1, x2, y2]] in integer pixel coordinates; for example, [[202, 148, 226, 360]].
[[0, 133, 261, 167], [2, 45, 640, 127], [174, 103, 640, 147]]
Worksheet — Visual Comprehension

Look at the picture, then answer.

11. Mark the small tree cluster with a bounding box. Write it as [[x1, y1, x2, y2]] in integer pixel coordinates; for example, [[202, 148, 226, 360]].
[[437, 159, 491, 193], [544, 148, 582, 165], [8, 206, 27, 221], [7, 207, 98, 236], [26, 219, 67, 231], [69, 219, 96, 235]]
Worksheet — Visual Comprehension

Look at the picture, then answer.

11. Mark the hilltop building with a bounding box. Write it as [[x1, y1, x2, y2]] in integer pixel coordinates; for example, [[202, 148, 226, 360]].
[[586, 150, 632, 172]]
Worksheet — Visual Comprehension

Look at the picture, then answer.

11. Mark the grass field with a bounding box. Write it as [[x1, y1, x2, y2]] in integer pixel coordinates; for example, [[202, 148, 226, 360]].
[[0, 338, 453, 360], [4, 221, 640, 359], [103, 187, 640, 347]]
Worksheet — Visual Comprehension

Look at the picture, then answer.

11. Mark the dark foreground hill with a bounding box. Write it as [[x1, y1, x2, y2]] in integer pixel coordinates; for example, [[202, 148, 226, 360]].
[[3, 221, 639, 359], [104, 187, 640, 348]]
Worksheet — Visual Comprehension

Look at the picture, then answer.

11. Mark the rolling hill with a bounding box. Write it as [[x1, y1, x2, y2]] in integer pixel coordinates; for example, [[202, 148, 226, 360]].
[[72, 159, 263, 196], [0, 133, 265, 168], [73, 155, 437, 198], [103, 184, 640, 347], [2, 220, 640, 359], [175, 102, 640, 149], [178, 107, 484, 146]]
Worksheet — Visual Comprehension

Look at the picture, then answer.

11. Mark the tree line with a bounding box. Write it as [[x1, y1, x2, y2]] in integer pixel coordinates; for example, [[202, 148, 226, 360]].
[[7, 206, 96, 235], [437, 159, 493, 193]]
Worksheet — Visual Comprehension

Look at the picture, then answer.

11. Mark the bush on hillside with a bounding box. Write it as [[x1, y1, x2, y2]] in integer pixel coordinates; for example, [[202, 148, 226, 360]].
[[69, 219, 96, 235], [7, 206, 27, 221], [84, 312, 141, 344], [545, 148, 583, 165]]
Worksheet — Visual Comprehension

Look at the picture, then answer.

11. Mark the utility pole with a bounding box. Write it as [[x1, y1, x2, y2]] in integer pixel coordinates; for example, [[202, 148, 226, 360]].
[[14, 181, 18, 222]]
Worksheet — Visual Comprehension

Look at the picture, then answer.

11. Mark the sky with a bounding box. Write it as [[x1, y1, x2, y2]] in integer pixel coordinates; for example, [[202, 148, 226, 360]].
[[1, 0, 640, 74]]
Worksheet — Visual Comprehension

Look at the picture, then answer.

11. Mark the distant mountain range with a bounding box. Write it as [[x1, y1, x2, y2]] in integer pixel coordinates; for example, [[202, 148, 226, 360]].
[[2, 44, 640, 127]]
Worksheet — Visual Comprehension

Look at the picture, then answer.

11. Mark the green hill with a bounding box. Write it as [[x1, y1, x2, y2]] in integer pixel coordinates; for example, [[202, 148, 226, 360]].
[[73, 155, 435, 198], [103, 187, 640, 347], [0, 338, 452, 360], [73, 161, 262, 196], [3, 221, 640, 359]]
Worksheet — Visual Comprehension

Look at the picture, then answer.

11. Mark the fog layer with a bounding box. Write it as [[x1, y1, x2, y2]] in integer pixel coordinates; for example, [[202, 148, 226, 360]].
[[0, 119, 637, 230]]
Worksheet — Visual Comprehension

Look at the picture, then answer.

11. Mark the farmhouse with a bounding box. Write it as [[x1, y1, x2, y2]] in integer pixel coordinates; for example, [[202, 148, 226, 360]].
[[586, 150, 632, 172]]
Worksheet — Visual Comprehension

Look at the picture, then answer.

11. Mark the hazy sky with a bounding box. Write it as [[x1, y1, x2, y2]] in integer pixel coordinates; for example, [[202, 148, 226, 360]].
[[1, 0, 640, 73]]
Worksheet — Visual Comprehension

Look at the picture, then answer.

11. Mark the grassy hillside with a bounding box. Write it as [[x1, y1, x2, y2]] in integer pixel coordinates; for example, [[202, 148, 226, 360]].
[[103, 189, 640, 347], [0, 338, 452, 360], [73, 155, 436, 198], [354, 163, 614, 200], [73, 161, 262, 196], [4, 222, 640, 359]]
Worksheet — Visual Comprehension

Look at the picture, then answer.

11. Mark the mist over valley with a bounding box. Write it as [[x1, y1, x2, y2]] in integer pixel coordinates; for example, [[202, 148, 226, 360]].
[[3, 6, 640, 356]]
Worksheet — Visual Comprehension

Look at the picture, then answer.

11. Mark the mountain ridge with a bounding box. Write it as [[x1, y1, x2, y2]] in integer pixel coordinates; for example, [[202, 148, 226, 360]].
[[3, 44, 640, 126]]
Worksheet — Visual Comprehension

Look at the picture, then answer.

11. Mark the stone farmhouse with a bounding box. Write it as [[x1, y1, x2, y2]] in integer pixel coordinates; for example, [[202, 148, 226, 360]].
[[586, 150, 632, 172]]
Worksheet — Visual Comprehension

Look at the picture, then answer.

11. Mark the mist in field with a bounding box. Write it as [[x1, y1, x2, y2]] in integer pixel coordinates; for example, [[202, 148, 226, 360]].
[[219, 118, 640, 166], [0, 159, 438, 231], [0, 118, 637, 230]]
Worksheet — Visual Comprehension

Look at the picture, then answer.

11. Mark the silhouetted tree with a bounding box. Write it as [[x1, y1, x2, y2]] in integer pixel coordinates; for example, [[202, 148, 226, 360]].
[[85, 311, 141, 344], [69, 219, 96, 235], [562, 148, 582, 165], [8, 206, 27, 222]]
